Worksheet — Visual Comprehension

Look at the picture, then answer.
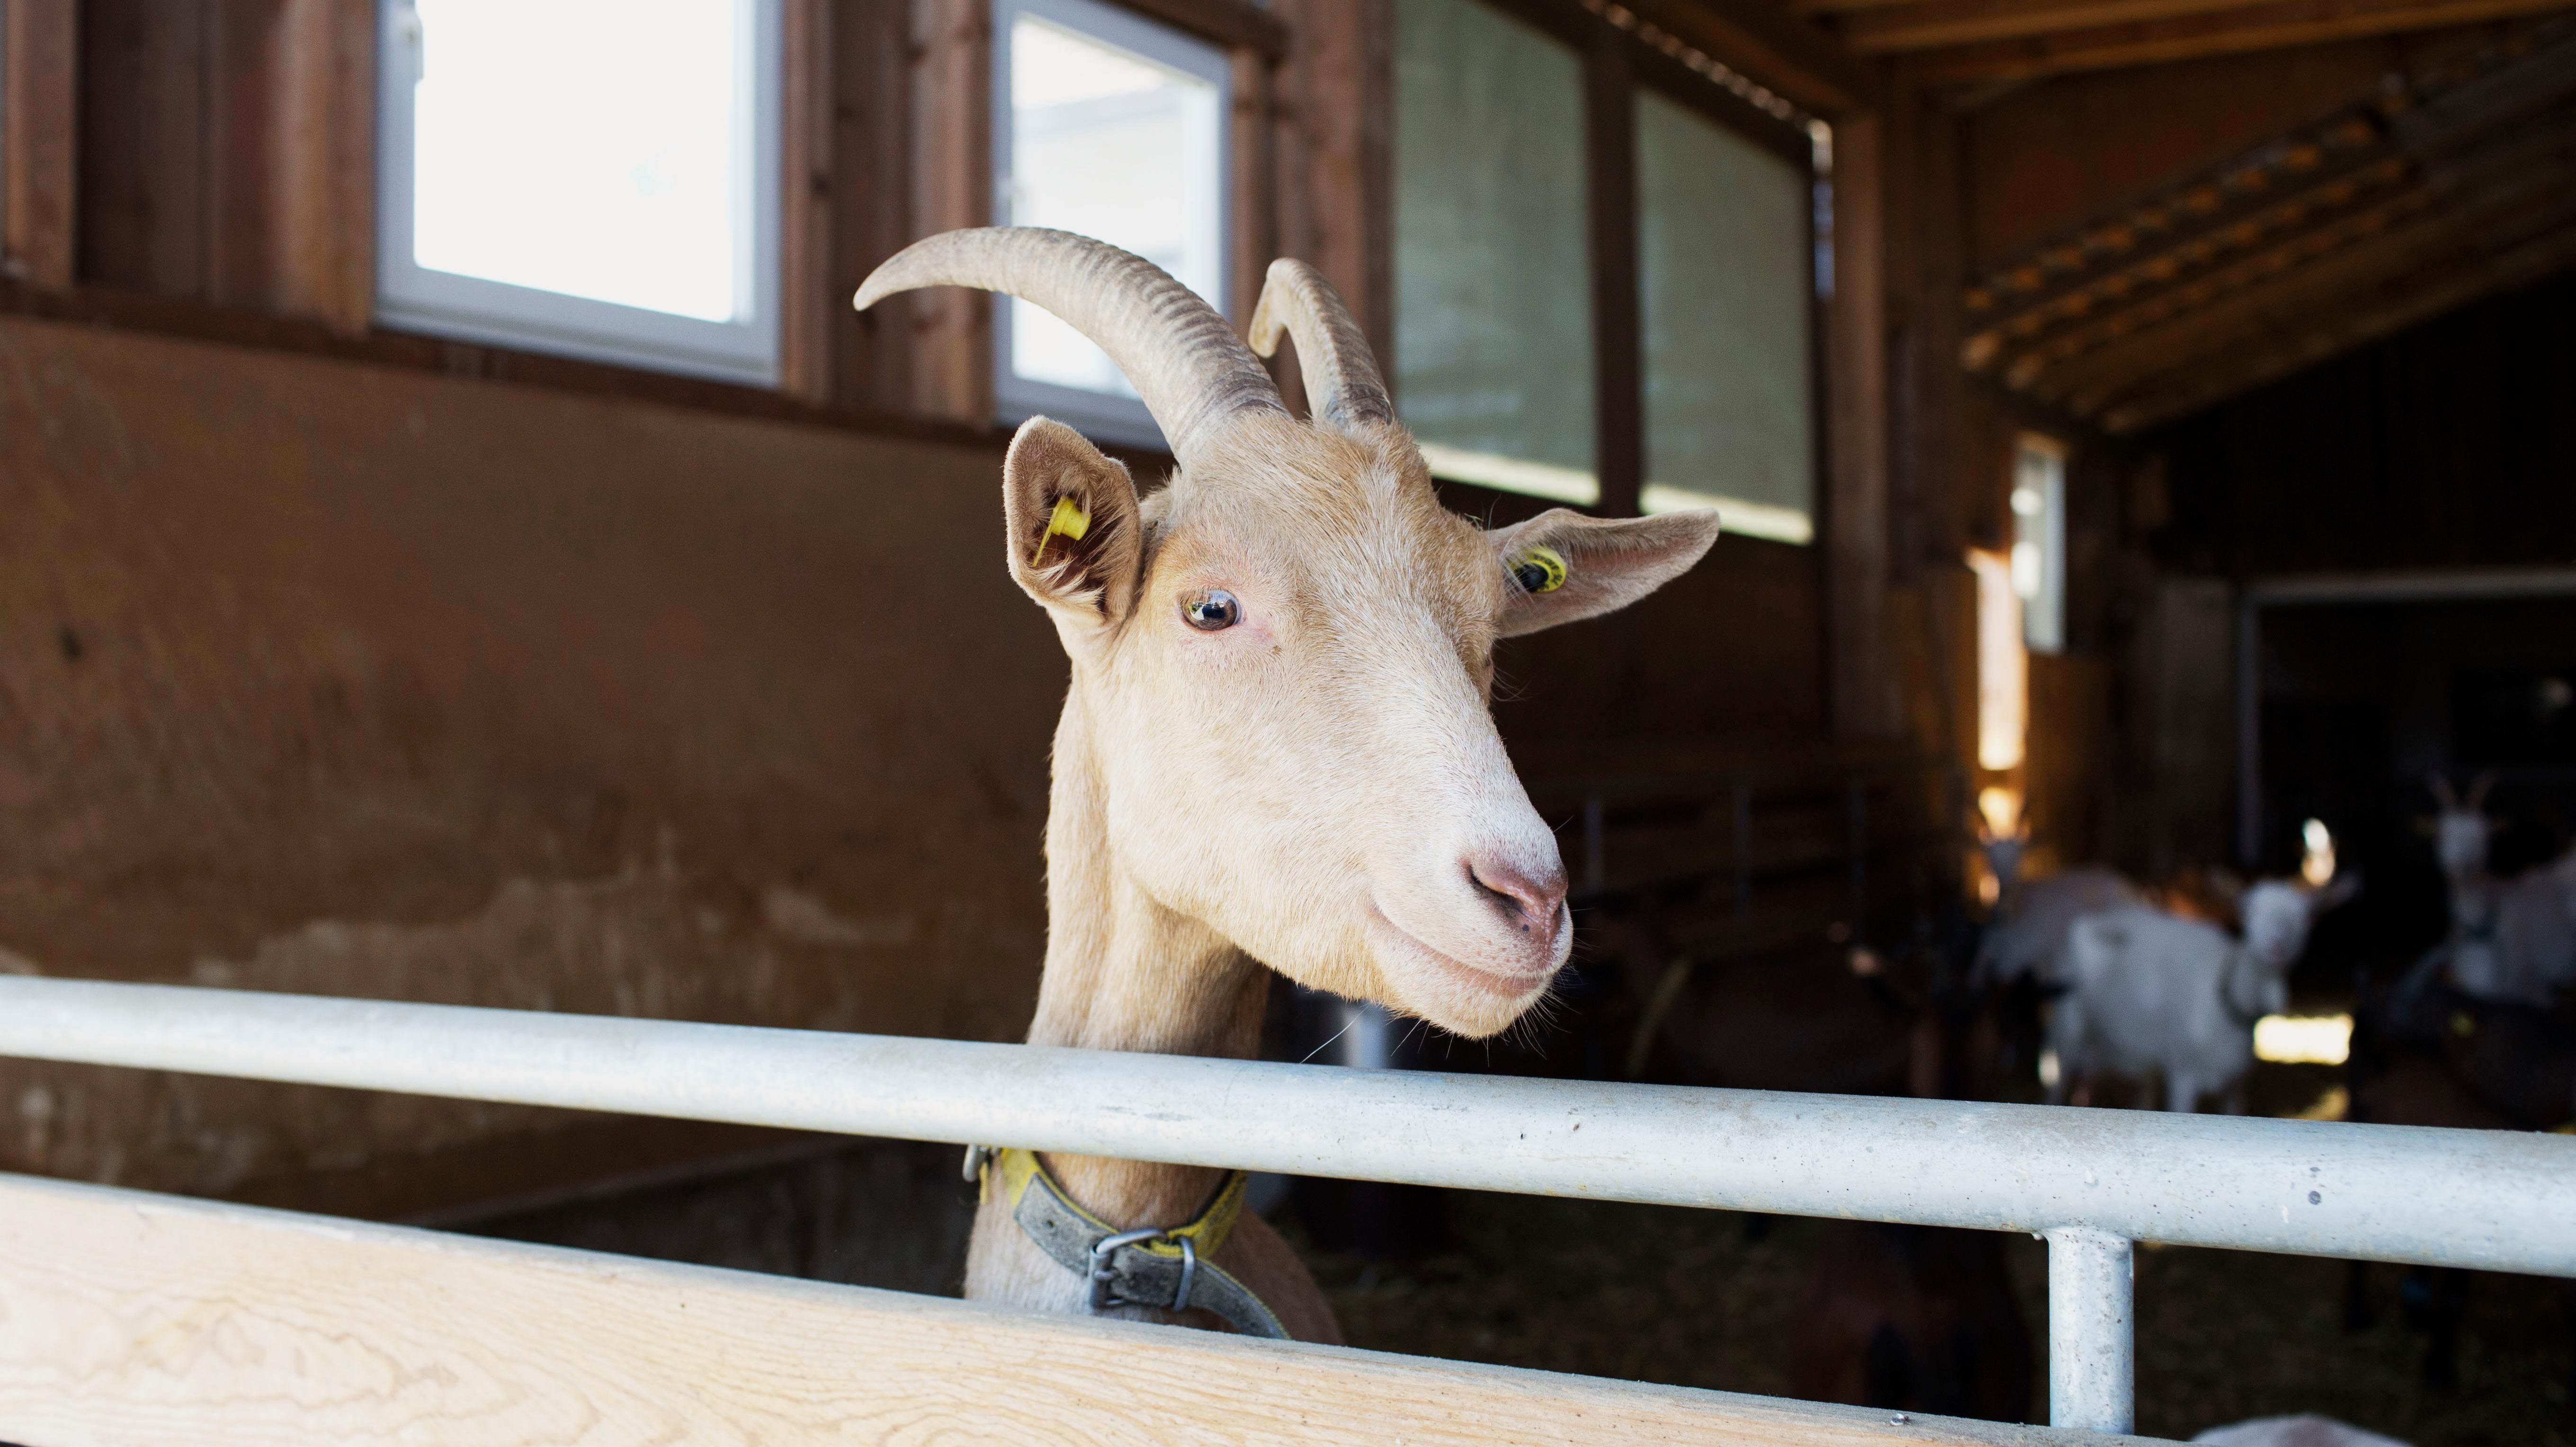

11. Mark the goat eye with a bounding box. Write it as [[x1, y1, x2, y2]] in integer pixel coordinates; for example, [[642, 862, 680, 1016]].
[[1181, 588, 1241, 631], [1507, 545, 1568, 594]]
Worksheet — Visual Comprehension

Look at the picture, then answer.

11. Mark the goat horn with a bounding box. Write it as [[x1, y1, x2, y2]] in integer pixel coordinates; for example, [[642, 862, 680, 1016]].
[[2468, 772, 2495, 810], [853, 228, 1285, 464], [2430, 773, 2457, 810], [1247, 259, 1394, 434]]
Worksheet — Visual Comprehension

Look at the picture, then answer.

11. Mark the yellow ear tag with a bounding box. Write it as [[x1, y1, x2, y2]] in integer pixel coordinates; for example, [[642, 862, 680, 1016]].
[[1033, 494, 1092, 566], [1507, 544, 1569, 594]]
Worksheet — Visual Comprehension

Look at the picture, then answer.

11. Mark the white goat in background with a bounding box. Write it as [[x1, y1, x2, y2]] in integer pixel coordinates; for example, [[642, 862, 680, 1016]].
[[1971, 813, 2142, 990], [2050, 870, 2358, 1112], [2430, 774, 2576, 1006]]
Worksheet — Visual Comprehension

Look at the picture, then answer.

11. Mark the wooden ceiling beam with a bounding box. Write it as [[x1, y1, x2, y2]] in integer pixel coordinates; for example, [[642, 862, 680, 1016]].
[[2101, 220, 2576, 429], [1625, 0, 1878, 114], [1905, 0, 2576, 85], [2035, 161, 2576, 406], [1847, 0, 2261, 55]]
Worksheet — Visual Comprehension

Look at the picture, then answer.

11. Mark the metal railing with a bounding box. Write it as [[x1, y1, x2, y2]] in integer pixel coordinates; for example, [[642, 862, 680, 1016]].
[[0, 974, 2571, 1437]]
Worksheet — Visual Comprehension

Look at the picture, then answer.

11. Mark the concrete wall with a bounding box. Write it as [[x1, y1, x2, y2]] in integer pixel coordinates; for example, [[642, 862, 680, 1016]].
[[0, 314, 1064, 1217]]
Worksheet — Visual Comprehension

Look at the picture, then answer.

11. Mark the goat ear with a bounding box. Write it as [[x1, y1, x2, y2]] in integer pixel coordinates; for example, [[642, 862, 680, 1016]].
[[1001, 418, 1144, 630], [1487, 508, 1721, 639]]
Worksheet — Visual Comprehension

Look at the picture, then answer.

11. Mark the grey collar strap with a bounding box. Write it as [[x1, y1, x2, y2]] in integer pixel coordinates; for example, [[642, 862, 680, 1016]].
[[1002, 1152, 1290, 1339]]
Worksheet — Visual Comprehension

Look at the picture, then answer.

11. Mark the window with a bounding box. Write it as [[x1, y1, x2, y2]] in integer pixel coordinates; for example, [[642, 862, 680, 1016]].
[[1635, 91, 1815, 544], [1970, 548, 2026, 772], [2012, 434, 2068, 653], [1392, 0, 1595, 505], [992, 0, 1228, 450], [376, 0, 783, 385], [1391, 0, 1819, 535]]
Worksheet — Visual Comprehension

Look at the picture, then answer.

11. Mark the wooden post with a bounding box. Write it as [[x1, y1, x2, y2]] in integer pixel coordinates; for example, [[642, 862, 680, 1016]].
[[1584, 27, 1642, 518], [1270, 0, 1393, 367], [269, 0, 376, 334], [779, 0, 838, 402], [1825, 107, 1904, 738], [2, 0, 79, 289], [905, 0, 993, 426], [1230, 46, 1277, 332]]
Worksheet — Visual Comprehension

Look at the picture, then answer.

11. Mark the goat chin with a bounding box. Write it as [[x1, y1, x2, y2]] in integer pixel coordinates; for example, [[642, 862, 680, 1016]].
[[1363, 905, 1565, 1038]]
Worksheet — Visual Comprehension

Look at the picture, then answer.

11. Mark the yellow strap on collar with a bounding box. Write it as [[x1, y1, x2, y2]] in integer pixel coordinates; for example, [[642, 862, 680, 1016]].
[[1032, 495, 1092, 566], [987, 1145, 1249, 1262]]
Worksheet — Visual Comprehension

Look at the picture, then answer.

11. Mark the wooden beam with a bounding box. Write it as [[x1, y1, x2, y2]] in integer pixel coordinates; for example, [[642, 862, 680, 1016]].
[[779, 0, 838, 401], [1268, 0, 1394, 381], [1119, 0, 1289, 58], [2103, 216, 2576, 429], [1, 0, 79, 289], [268, 0, 376, 335], [903, 0, 993, 427], [1826, 110, 1905, 739], [2041, 159, 2576, 410], [1847, 0, 2283, 55], [0, 1173, 2138, 1447], [1626, 0, 1878, 116], [1587, 30, 1644, 517], [1905, 0, 2576, 84]]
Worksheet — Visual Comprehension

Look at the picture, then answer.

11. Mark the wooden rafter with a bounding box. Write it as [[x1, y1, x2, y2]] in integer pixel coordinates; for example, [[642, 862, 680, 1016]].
[[2039, 152, 2576, 410], [2102, 214, 2576, 427], [1846, 0, 2269, 54], [1903, 0, 2576, 84]]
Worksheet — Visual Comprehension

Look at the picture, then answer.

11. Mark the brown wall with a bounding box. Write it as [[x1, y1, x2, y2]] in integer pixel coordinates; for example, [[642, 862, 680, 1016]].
[[0, 314, 1066, 1216]]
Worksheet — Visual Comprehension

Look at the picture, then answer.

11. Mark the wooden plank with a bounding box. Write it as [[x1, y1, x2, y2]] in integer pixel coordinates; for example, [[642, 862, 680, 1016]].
[[1628, 0, 1877, 116], [1845, 0, 2286, 55], [2099, 202, 2576, 429], [1, 0, 78, 288], [268, 0, 375, 334], [1230, 47, 1278, 332], [780, 0, 837, 401], [1269, 0, 1394, 366], [1903, 0, 2576, 84], [2035, 145, 2576, 407], [1825, 110, 1904, 740], [1118, 0, 1290, 58], [903, 0, 993, 427], [1587, 28, 1644, 518], [0, 1173, 2151, 1447]]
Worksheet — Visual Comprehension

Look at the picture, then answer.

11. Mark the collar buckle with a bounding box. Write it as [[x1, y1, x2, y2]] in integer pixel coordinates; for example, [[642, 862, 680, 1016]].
[[1089, 1225, 1198, 1313]]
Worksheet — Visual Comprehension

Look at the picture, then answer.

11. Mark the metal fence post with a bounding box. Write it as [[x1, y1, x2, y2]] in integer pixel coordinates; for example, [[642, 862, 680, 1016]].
[[2048, 1227, 2136, 1433]]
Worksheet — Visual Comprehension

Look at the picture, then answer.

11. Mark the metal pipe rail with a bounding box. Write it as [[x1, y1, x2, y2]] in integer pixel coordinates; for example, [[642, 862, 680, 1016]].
[[2, 976, 2572, 1435]]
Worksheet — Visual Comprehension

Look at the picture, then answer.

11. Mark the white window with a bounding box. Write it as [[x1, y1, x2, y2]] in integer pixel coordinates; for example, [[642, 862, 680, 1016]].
[[376, 0, 783, 385], [992, 0, 1228, 450], [2012, 434, 2068, 654]]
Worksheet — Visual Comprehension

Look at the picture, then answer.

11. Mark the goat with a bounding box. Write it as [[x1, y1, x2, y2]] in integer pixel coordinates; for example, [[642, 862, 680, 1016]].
[[2428, 774, 2576, 1006], [850, 230, 1721, 1340], [2048, 875, 2358, 1111]]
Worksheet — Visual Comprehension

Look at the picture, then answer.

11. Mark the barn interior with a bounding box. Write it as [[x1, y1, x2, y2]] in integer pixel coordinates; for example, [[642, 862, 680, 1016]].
[[0, 0, 2570, 1440]]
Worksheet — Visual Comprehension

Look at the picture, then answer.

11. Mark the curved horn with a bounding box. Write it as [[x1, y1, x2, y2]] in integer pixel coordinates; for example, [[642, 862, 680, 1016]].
[[853, 228, 1284, 463], [2430, 773, 2457, 811], [1247, 259, 1394, 434], [2468, 772, 2495, 811]]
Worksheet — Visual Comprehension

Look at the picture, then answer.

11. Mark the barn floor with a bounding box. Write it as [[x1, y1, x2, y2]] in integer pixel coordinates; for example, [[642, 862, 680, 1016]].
[[1288, 1177, 2573, 1446]]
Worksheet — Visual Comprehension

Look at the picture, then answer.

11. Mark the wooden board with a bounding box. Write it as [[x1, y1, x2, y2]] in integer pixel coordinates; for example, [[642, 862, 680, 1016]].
[[0, 1173, 2158, 1447], [1902, 0, 2576, 83], [1, 0, 79, 288]]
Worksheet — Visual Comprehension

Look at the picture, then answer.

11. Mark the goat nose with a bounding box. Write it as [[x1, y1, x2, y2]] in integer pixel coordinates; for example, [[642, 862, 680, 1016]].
[[1468, 856, 1568, 938]]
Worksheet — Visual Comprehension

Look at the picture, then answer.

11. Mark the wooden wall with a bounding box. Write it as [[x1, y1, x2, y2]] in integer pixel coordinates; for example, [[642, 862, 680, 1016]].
[[0, 312, 1066, 1218], [2149, 266, 2576, 576]]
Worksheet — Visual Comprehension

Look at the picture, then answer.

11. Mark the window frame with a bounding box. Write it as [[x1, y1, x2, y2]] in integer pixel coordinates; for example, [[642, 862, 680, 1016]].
[[372, 0, 787, 388], [1397, 0, 1822, 536], [987, 0, 1234, 451]]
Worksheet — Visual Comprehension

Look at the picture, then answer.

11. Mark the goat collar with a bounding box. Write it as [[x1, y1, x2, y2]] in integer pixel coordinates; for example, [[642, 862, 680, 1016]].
[[972, 1145, 1288, 1339]]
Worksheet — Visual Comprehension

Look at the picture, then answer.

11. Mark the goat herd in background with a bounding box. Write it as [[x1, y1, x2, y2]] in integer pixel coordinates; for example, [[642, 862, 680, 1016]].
[[1952, 774, 2576, 1439]]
